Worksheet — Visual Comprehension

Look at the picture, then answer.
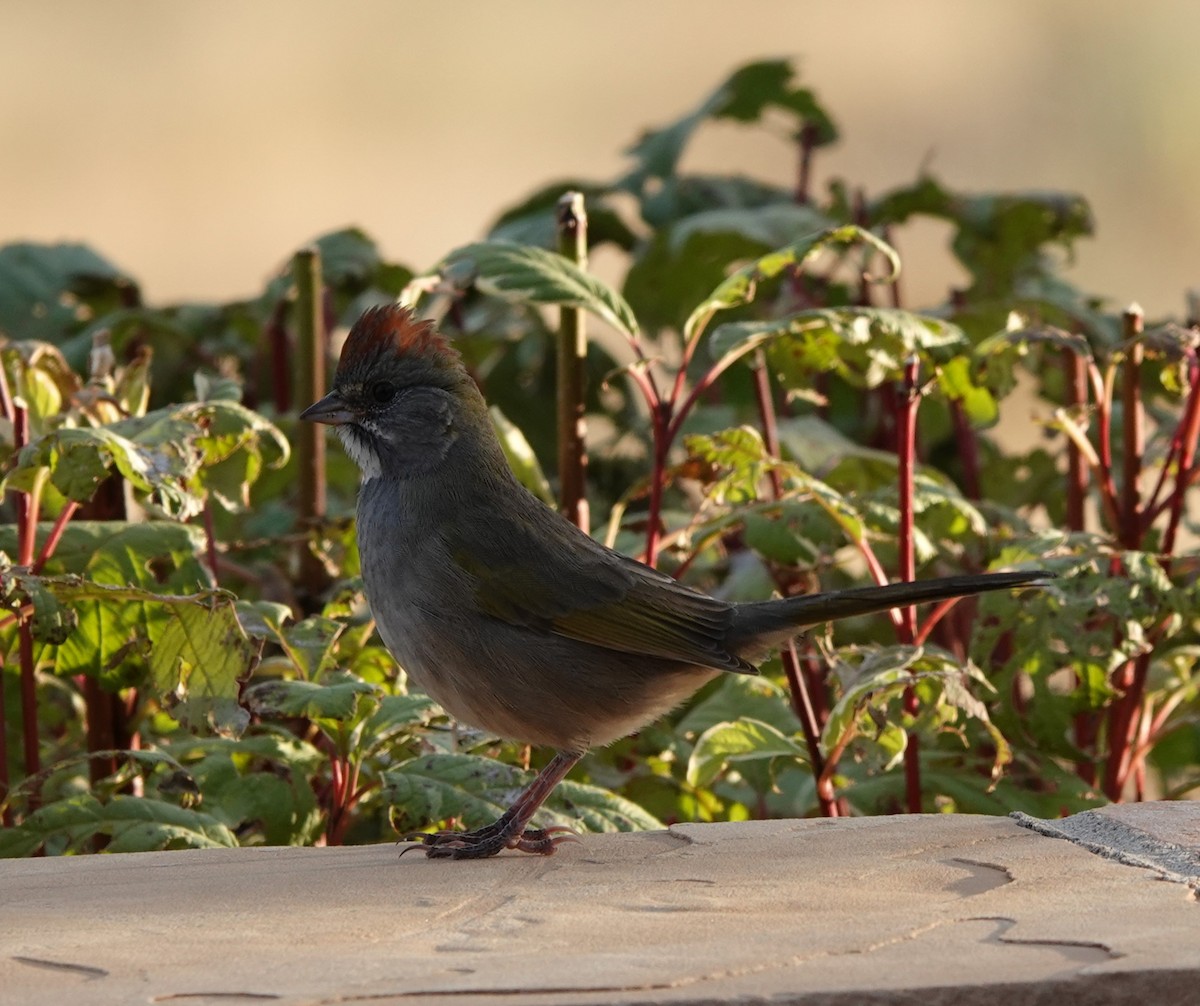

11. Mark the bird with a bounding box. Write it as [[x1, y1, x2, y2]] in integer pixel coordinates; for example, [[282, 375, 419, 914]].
[[300, 303, 1047, 859]]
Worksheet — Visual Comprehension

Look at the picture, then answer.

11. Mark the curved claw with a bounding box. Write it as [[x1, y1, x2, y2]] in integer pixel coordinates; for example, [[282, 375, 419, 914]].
[[401, 823, 581, 860]]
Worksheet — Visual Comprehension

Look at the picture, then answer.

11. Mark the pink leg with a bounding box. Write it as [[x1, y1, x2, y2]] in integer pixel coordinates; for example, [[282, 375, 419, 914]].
[[409, 750, 583, 860]]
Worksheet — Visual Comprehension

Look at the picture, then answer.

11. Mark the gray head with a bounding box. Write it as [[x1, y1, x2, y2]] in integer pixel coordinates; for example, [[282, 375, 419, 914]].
[[300, 304, 483, 479]]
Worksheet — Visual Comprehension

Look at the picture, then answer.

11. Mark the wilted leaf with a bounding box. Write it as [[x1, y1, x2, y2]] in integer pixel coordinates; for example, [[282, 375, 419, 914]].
[[151, 599, 254, 736]]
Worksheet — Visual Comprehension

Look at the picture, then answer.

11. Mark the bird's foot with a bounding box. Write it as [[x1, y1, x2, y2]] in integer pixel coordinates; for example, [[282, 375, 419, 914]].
[[402, 821, 579, 860]]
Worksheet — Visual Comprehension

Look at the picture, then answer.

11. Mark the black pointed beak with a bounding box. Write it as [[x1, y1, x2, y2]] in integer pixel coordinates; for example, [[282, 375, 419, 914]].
[[300, 392, 356, 426]]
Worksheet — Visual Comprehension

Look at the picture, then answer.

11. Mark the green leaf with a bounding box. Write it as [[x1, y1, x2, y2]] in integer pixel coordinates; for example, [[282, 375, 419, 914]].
[[176, 735, 324, 846], [149, 598, 254, 736], [742, 511, 817, 566], [871, 176, 1093, 297], [382, 753, 660, 835], [1, 574, 236, 696], [623, 203, 835, 332], [490, 406, 554, 504], [689, 226, 900, 345], [488, 181, 638, 251], [433, 240, 639, 339], [0, 242, 135, 343], [622, 59, 836, 189], [775, 414, 900, 475], [244, 671, 379, 722], [676, 673, 796, 737], [273, 615, 345, 681], [687, 718, 807, 788], [822, 647, 924, 757], [357, 693, 443, 755], [936, 355, 998, 426], [710, 306, 964, 390], [0, 794, 237, 857]]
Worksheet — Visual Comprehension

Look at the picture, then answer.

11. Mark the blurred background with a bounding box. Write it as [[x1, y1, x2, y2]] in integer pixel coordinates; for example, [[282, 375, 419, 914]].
[[3, 0, 1199, 316]]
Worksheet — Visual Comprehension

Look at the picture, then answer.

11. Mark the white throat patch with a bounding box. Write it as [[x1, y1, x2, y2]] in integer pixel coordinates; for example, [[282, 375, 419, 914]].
[[335, 425, 382, 481]]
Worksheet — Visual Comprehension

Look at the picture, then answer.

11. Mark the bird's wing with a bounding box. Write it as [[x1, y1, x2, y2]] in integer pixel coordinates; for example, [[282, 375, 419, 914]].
[[447, 504, 756, 675]]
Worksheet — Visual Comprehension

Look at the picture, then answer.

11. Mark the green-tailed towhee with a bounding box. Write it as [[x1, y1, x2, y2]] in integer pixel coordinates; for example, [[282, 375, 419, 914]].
[[301, 304, 1047, 859]]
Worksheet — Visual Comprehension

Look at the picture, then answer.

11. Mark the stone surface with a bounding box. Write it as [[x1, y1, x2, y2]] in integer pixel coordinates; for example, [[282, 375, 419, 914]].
[[1013, 803, 1200, 889], [2, 810, 1198, 1005]]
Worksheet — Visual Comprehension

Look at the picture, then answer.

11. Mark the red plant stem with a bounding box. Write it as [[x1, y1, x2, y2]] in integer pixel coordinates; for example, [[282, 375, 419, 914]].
[[328, 758, 363, 846], [948, 401, 982, 501], [18, 623, 40, 786], [751, 351, 786, 500], [14, 409, 37, 568], [1089, 362, 1122, 527], [1063, 348, 1088, 532], [1104, 649, 1153, 800], [1102, 308, 1148, 801], [647, 337, 772, 566], [31, 500, 80, 575], [1, 354, 21, 816], [1157, 355, 1200, 563], [12, 404, 42, 794], [83, 675, 117, 787], [749, 351, 836, 816], [782, 642, 837, 816], [913, 596, 964, 646], [1119, 307, 1145, 548], [0, 663, 8, 825], [794, 123, 820, 205], [896, 358, 922, 813], [1063, 347, 1098, 779], [267, 299, 291, 415], [643, 403, 672, 568], [896, 360, 919, 645], [667, 329, 780, 445], [202, 499, 221, 585]]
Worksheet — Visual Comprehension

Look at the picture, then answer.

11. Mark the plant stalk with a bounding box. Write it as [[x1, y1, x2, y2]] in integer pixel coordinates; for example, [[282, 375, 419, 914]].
[[897, 357, 921, 813], [749, 351, 836, 815], [293, 247, 329, 601], [11, 403, 42, 796], [1119, 305, 1144, 548], [1063, 347, 1088, 531], [555, 192, 590, 533]]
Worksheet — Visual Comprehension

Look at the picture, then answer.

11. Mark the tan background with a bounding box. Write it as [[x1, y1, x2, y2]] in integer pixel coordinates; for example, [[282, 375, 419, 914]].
[[4, 1, 1199, 317]]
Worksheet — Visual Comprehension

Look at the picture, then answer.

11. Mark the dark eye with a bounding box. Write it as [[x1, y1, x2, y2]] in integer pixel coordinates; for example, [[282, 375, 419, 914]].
[[370, 381, 397, 405]]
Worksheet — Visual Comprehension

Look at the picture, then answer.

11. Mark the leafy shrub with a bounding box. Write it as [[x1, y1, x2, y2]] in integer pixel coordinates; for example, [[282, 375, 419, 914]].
[[1, 59, 1196, 855]]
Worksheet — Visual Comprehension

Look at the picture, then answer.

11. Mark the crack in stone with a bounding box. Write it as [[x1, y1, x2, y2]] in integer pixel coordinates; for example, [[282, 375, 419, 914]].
[[945, 857, 1014, 896], [315, 909, 1131, 1003], [11, 955, 109, 980], [152, 995, 283, 1002], [964, 915, 1122, 961]]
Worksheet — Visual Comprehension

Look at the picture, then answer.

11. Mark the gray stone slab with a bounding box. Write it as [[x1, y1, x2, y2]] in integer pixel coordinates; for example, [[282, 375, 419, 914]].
[[2, 813, 1197, 1005], [1013, 802, 1200, 890]]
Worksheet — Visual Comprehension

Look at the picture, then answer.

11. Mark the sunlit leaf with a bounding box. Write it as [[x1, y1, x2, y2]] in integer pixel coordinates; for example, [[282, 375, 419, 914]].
[[0, 794, 236, 857], [687, 718, 807, 788], [429, 240, 639, 339], [245, 671, 379, 722], [689, 225, 900, 344]]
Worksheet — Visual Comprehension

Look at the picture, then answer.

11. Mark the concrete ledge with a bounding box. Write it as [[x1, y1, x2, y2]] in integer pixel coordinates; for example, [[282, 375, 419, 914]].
[[2, 808, 1197, 1005]]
